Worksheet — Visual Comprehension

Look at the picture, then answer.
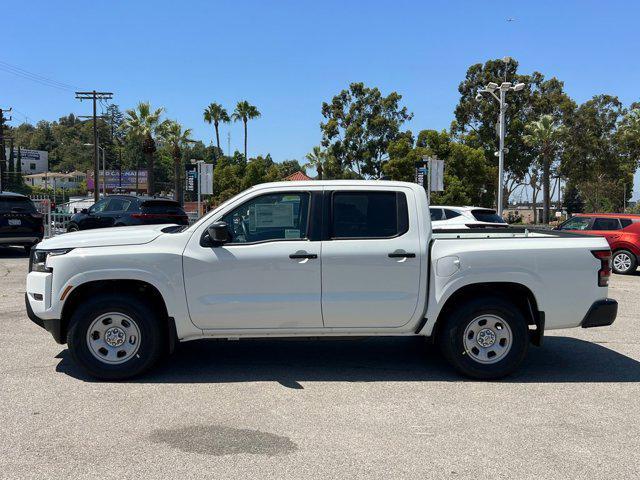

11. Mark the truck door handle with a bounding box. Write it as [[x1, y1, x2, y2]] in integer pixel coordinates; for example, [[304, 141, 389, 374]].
[[388, 252, 416, 258], [289, 252, 318, 259]]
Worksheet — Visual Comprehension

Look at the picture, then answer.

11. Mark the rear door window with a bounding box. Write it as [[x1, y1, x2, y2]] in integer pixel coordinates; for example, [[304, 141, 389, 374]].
[[592, 218, 621, 231], [620, 219, 633, 228], [443, 209, 462, 219], [332, 191, 408, 239], [429, 208, 444, 221], [471, 209, 506, 224]]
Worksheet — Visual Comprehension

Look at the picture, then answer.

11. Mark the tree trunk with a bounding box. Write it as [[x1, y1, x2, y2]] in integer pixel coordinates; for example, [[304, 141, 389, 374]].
[[542, 154, 551, 224], [214, 122, 221, 155], [532, 187, 538, 224], [174, 157, 181, 203], [243, 120, 248, 160], [317, 163, 323, 180], [146, 150, 154, 195]]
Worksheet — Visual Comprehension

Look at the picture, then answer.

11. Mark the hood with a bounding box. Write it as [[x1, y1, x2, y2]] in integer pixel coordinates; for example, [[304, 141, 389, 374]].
[[36, 224, 171, 249]]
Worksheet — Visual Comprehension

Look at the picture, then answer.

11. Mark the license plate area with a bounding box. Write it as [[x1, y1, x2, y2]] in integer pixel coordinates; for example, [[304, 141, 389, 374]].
[[8, 219, 21, 226]]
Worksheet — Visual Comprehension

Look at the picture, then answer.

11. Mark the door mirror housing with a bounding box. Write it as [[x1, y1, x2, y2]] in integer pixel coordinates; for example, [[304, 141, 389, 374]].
[[207, 221, 230, 246]]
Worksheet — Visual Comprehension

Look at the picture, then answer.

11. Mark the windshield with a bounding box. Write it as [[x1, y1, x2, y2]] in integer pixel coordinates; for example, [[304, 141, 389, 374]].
[[471, 209, 506, 224], [0, 197, 37, 214]]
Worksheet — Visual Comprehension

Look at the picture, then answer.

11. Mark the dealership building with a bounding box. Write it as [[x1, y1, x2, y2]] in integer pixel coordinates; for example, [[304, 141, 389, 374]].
[[4, 148, 49, 174]]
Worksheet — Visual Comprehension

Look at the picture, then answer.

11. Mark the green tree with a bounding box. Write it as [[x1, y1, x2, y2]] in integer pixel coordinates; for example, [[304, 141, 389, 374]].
[[304, 146, 326, 179], [454, 58, 574, 206], [321, 82, 412, 178], [159, 120, 193, 203], [561, 95, 634, 212], [203, 103, 230, 157], [122, 102, 164, 195], [524, 114, 565, 223], [232, 101, 261, 161]]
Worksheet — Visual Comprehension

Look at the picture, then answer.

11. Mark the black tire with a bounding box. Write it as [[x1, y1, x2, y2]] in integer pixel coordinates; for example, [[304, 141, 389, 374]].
[[438, 296, 529, 380], [612, 249, 637, 275], [23, 245, 33, 254], [67, 293, 164, 380], [67, 223, 79, 232]]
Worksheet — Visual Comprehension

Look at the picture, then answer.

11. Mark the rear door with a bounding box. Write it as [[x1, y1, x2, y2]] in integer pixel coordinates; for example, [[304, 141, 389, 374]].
[[321, 188, 421, 328], [589, 217, 623, 244]]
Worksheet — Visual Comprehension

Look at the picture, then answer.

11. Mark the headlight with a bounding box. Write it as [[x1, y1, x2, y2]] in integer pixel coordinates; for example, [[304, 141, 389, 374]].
[[29, 249, 73, 273]]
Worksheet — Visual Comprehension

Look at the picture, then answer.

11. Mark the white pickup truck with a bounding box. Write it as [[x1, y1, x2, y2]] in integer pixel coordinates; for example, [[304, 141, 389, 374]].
[[25, 180, 618, 380]]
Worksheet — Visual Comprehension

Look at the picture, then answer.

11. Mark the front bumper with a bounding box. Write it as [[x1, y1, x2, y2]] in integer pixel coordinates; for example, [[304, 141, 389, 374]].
[[25, 293, 64, 344], [0, 235, 42, 246], [581, 299, 618, 328]]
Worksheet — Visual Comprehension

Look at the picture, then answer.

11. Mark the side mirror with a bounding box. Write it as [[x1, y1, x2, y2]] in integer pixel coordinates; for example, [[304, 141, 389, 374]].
[[207, 221, 230, 246], [81, 208, 89, 214]]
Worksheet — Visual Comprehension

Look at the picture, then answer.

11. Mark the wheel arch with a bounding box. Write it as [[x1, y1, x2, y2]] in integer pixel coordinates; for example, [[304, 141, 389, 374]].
[[427, 282, 544, 346], [60, 279, 177, 351]]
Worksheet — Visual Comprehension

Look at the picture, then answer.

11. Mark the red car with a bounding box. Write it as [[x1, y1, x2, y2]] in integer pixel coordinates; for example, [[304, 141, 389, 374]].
[[557, 213, 640, 274]]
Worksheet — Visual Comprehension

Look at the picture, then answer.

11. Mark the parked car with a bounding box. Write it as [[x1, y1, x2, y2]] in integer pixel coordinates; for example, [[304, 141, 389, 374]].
[[0, 192, 43, 253], [26, 181, 616, 380], [430, 205, 508, 229], [557, 213, 640, 274], [66, 195, 188, 231]]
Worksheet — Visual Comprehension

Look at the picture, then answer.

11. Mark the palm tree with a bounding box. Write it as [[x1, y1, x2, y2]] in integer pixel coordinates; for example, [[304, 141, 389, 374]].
[[304, 146, 326, 179], [203, 103, 230, 156], [524, 114, 564, 224], [232, 101, 261, 160], [160, 120, 193, 203], [122, 102, 164, 195]]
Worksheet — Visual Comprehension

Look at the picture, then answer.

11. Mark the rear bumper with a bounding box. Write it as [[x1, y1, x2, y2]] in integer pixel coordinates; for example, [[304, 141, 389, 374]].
[[25, 293, 64, 344], [581, 299, 618, 328]]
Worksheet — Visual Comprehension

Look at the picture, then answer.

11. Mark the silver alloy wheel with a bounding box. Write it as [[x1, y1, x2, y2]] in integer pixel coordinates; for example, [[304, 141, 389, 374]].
[[613, 252, 632, 272], [86, 312, 141, 365], [463, 314, 513, 365]]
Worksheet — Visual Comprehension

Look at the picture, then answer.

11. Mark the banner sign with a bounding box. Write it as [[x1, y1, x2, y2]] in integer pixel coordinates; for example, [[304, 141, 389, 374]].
[[87, 170, 148, 192]]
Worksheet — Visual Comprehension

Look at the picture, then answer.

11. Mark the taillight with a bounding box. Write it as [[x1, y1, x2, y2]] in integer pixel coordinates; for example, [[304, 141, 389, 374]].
[[592, 250, 612, 287]]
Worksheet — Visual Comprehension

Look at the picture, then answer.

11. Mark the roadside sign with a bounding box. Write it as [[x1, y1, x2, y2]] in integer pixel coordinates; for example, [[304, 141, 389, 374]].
[[200, 163, 213, 195]]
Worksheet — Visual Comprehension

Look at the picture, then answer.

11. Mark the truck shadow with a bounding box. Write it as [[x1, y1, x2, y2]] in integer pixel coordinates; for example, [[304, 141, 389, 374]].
[[55, 335, 640, 385], [0, 246, 30, 258]]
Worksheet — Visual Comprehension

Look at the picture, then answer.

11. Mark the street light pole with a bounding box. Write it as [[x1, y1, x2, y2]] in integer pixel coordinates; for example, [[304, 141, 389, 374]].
[[497, 86, 506, 217], [477, 81, 526, 216]]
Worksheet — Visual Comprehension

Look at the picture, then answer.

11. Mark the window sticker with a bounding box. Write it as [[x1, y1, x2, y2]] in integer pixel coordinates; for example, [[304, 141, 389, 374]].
[[285, 229, 301, 239], [251, 203, 295, 228]]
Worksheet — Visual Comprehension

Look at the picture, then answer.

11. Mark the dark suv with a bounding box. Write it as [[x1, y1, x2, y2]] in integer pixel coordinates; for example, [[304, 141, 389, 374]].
[[0, 192, 44, 253], [67, 195, 189, 232]]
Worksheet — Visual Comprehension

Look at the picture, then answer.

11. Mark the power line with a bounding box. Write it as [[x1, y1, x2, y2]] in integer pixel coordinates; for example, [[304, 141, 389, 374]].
[[0, 59, 83, 92]]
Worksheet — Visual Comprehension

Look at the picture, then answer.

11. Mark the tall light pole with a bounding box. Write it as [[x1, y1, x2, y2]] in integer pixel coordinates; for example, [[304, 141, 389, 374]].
[[477, 81, 526, 215]]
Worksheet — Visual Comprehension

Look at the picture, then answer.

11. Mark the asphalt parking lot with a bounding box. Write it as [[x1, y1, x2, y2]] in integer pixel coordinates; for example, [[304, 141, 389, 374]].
[[1, 246, 639, 480]]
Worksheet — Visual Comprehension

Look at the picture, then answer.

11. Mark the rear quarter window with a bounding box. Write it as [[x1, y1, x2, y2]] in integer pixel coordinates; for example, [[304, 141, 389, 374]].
[[471, 209, 506, 224]]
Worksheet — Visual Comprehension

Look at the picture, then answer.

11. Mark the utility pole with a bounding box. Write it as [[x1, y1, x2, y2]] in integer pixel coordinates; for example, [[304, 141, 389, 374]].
[[75, 91, 113, 202], [0, 107, 11, 192]]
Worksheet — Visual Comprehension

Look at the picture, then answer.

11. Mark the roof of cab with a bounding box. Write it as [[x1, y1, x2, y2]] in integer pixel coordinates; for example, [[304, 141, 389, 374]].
[[574, 212, 640, 219]]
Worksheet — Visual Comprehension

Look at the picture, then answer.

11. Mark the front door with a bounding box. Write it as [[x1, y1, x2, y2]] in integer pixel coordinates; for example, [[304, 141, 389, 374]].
[[321, 189, 422, 328], [183, 190, 323, 330]]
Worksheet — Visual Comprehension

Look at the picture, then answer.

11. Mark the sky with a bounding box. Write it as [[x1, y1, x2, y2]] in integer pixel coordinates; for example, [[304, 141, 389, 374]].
[[3, 0, 640, 198]]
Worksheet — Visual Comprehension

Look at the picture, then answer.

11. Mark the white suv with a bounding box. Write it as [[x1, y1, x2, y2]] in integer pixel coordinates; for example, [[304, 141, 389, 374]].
[[430, 206, 508, 230]]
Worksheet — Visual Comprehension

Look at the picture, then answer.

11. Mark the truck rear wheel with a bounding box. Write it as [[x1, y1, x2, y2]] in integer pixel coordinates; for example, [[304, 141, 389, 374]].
[[438, 296, 528, 379], [67, 293, 164, 380]]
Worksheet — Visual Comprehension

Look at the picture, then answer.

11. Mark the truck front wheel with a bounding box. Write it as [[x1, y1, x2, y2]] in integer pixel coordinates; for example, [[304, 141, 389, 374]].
[[67, 293, 164, 380], [438, 296, 528, 380]]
